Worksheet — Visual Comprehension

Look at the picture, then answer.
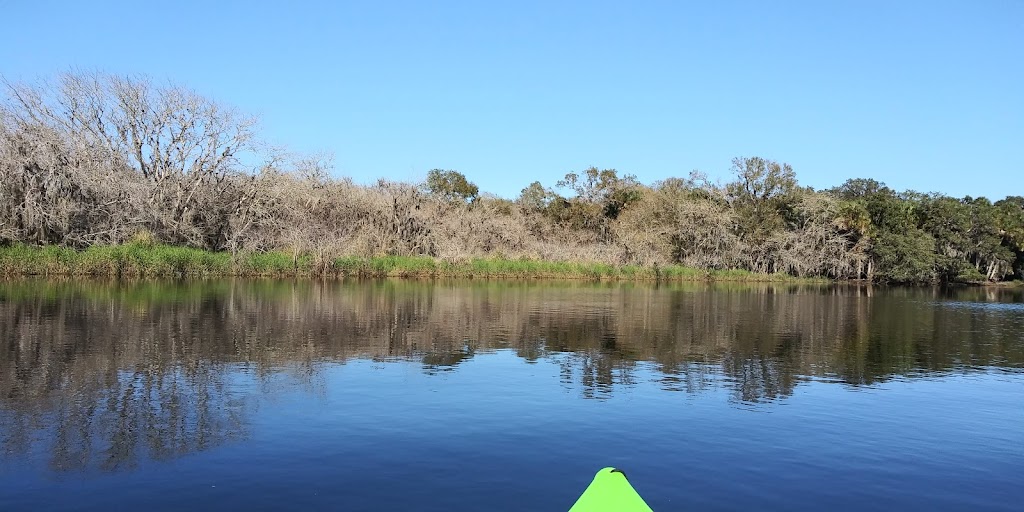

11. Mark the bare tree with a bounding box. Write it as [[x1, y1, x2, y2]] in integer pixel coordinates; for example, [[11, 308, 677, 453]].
[[771, 194, 855, 278], [2, 72, 262, 249]]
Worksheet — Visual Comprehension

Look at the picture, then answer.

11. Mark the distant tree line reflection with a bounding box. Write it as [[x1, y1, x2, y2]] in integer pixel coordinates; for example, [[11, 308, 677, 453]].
[[1, 279, 1022, 469]]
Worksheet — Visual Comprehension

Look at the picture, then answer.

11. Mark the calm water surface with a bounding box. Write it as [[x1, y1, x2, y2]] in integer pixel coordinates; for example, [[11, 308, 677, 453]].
[[1, 279, 1022, 511]]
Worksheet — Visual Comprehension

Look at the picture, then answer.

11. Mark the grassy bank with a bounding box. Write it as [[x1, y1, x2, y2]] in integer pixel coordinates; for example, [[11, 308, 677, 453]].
[[0, 243, 820, 282]]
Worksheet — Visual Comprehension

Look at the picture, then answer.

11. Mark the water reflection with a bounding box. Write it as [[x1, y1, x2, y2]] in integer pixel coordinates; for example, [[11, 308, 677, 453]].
[[1, 279, 1022, 471]]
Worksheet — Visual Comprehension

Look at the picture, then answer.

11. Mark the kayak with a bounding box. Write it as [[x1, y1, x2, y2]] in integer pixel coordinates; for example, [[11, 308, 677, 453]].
[[569, 467, 653, 512]]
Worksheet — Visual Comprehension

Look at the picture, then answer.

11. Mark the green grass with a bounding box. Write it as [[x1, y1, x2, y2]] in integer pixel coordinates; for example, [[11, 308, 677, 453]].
[[0, 243, 825, 282], [3, 242, 250, 277]]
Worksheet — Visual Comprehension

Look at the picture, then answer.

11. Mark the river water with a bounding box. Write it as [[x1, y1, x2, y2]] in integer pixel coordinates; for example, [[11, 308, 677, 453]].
[[1, 279, 1022, 511]]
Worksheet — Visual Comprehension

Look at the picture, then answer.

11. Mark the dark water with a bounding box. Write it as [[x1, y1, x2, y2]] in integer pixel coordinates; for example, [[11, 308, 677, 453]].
[[1, 279, 1022, 511]]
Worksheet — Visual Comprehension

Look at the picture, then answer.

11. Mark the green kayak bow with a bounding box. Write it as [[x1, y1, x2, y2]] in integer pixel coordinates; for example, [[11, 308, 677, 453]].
[[569, 467, 653, 512]]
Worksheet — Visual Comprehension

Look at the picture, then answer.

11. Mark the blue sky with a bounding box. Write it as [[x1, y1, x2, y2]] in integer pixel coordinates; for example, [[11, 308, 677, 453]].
[[3, 0, 1021, 199]]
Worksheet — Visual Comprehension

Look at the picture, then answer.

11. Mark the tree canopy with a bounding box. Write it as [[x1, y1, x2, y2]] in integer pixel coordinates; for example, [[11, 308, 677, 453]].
[[2, 72, 1022, 284], [425, 169, 478, 203]]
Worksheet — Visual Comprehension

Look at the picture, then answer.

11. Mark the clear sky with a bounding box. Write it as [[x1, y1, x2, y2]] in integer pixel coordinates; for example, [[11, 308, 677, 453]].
[[3, 0, 1021, 199]]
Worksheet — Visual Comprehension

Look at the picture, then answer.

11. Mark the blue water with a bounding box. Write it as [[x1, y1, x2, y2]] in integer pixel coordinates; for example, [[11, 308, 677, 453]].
[[0, 280, 1022, 510]]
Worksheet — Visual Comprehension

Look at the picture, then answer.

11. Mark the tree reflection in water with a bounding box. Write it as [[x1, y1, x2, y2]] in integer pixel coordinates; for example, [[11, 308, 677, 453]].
[[1, 279, 1022, 470]]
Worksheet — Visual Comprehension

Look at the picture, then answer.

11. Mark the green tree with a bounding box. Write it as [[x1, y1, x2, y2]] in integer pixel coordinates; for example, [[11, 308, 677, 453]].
[[725, 157, 801, 273], [995, 196, 1024, 279], [826, 181, 941, 281], [961, 197, 1013, 281], [550, 167, 644, 242], [556, 167, 642, 219], [828, 178, 890, 200], [726, 157, 798, 238], [516, 181, 551, 211], [872, 229, 936, 283], [424, 169, 478, 203], [918, 194, 972, 281]]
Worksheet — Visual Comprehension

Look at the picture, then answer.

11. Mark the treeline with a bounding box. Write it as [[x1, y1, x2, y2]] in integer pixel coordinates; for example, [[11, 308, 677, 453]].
[[2, 72, 1022, 283]]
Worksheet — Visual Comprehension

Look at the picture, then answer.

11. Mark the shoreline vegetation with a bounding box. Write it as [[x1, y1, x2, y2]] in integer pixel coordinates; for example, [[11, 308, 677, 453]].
[[0, 242, 820, 282], [2, 72, 1023, 285]]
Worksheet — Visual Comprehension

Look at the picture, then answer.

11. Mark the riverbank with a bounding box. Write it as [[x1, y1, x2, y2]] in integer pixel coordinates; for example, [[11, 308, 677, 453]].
[[0, 243, 819, 282]]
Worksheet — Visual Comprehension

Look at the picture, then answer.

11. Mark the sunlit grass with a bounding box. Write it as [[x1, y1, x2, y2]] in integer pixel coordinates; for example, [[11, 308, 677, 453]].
[[0, 243, 825, 282]]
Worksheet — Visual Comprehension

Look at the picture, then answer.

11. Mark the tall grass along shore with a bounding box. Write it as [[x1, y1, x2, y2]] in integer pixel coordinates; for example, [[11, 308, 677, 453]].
[[0, 243, 817, 282]]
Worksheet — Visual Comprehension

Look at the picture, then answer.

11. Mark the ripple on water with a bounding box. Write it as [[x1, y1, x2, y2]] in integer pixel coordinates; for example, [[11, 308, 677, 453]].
[[1, 279, 1023, 511], [937, 300, 1024, 313]]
